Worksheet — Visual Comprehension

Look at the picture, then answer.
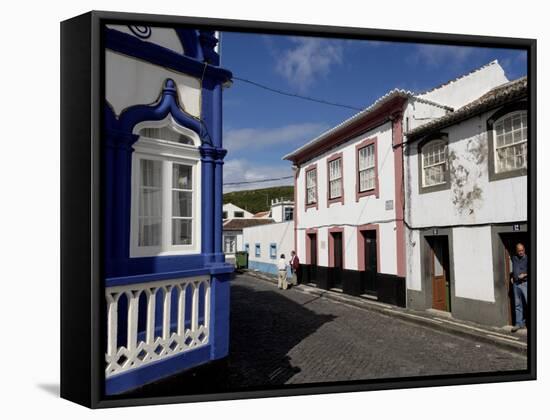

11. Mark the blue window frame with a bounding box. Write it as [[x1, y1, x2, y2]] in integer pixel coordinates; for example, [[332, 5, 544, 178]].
[[270, 243, 277, 259], [244, 243, 249, 253], [255, 243, 261, 257]]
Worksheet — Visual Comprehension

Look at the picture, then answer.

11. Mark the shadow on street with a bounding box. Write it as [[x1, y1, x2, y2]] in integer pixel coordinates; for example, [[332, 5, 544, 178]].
[[122, 282, 335, 397]]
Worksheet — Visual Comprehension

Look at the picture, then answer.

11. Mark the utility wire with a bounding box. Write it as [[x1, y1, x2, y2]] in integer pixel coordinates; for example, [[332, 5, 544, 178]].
[[223, 175, 294, 186], [222, 75, 362, 186], [232, 76, 364, 112]]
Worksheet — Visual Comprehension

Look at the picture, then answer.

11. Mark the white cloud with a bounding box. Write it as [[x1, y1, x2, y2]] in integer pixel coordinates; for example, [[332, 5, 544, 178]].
[[275, 37, 344, 93], [413, 44, 479, 67], [223, 159, 294, 192], [224, 122, 329, 152]]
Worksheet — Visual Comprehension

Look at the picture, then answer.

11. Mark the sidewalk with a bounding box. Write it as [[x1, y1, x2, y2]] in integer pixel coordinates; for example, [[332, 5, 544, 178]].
[[240, 269, 528, 354]]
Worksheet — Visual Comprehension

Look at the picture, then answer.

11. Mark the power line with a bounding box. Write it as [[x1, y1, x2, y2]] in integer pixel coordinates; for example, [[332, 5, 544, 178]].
[[223, 175, 294, 186], [232, 76, 363, 112]]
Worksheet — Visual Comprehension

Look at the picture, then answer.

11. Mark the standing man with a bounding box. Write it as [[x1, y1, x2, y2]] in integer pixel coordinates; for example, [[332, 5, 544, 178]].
[[289, 250, 300, 286], [278, 254, 288, 290], [511, 243, 528, 333]]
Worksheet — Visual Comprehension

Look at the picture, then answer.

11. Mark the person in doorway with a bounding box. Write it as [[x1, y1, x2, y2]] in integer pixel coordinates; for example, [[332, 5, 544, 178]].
[[511, 243, 528, 333], [289, 250, 300, 287], [278, 254, 288, 290]]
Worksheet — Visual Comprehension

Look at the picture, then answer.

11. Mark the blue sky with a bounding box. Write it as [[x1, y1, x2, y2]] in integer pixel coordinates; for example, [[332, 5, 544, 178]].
[[220, 32, 527, 192]]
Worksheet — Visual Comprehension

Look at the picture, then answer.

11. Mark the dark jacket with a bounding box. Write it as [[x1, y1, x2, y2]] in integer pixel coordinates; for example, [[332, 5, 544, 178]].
[[512, 254, 528, 282], [290, 255, 300, 272]]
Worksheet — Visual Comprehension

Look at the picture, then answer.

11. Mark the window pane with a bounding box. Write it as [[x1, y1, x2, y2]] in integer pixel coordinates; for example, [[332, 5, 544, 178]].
[[140, 188, 162, 217], [307, 187, 316, 204], [140, 126, 194, 145], [504, 118, 512, 132], [359, 168, 375, 192], [141, 159, 162, 187], [512, 115, 522, 130], [329, 159, 342, 180], [359, 145, 374, 171], [172, 219, 192, 245], [139, 219, 161, 246], [306, 169, 316, 188], [173, 164, 192, 189], [172, 191, 192, 217], [330, 179, 341, 198]]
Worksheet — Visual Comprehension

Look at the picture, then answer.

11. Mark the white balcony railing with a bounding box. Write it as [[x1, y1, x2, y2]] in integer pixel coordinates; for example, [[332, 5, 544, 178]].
[[105, 275, 211, 378]]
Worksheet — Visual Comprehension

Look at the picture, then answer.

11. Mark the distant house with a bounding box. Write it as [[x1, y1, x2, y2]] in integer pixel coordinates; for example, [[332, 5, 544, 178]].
[[223, 218, 274, 263], [404, 77, 527, 327], [243, 199, 295, 275], [283, 61, 509, 309], [223, 203, 254, 220]]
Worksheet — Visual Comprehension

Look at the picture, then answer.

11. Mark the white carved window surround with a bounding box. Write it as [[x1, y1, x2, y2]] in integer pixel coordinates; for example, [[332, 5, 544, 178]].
[[422, 140, 447, 187], [130, 116, 202, 257], [494, 111, 528, 173]]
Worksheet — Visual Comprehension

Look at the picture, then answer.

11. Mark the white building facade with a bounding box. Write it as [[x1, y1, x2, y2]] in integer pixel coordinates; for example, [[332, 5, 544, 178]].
[[243, 199, 295, 275], [284, 61, 509, 307], [404, 77, 528, 327]]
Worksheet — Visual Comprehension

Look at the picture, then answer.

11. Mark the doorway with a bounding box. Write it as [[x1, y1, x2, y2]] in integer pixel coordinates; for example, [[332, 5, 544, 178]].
[[499, 232, 529, 325], [362, 230, 377, 294], [307, 232, 318, 286], [426, 236, 451, 312], [330, 231, 343, 290]]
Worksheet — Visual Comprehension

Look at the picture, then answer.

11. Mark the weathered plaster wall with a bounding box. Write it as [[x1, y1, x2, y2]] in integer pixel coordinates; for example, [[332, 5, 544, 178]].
[[406, 110, 527, 227]]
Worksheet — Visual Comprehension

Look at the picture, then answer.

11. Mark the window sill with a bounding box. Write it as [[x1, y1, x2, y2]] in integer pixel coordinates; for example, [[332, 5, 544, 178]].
[[305, 203, 318, 211], [489, 167, 527, 182], [356, 188, 378, 201], [327, 196, 344, 206]]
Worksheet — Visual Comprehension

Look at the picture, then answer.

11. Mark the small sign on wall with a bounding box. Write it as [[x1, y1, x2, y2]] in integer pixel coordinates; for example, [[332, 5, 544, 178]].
[[385, 200, 394, 210]]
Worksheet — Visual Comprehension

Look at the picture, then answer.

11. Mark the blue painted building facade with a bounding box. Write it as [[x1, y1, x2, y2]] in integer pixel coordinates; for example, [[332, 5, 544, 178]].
[[103, 25, 233, 395]]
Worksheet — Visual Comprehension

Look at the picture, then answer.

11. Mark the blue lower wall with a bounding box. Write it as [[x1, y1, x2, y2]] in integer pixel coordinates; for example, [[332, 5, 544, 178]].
[[248, 260, 291, 276]]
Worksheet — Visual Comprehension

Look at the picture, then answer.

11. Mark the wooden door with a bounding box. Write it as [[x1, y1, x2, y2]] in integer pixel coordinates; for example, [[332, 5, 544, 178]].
[[431, 238, 449, 311], [333, 232, 343, 268], [309, 233, 317, 265], [332, 232, 343, 290], [363, 230, 377, 293]]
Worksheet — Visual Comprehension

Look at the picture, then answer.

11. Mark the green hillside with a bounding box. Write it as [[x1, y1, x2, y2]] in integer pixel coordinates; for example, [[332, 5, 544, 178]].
[[223, 186, 294, 214]]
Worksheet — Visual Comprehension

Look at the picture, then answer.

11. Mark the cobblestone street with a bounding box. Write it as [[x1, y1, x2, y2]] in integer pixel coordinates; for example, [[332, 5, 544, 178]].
[[127, 273, 527, 397], [225, 274, 527, 386]]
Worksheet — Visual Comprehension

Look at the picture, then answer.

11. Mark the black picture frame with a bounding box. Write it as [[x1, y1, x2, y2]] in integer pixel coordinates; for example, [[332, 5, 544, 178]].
[[60, 10, 536, 409]]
